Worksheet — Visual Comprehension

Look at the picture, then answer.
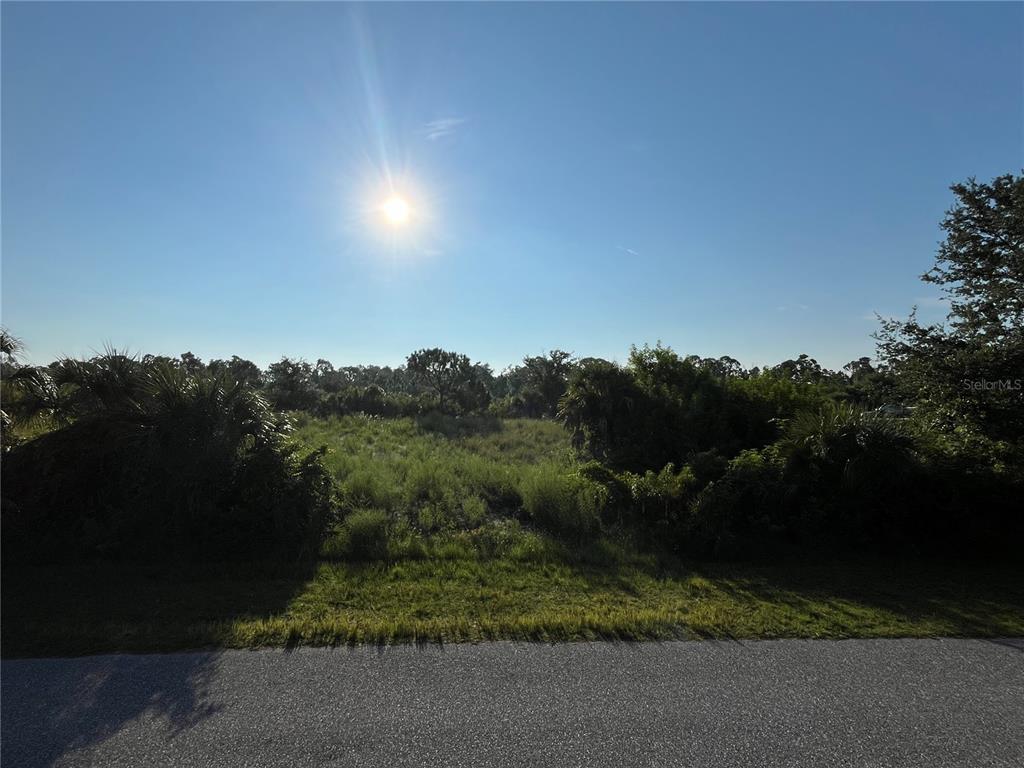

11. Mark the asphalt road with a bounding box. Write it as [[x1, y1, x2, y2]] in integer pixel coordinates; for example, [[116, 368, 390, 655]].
[[2, 639, 1022, 767]]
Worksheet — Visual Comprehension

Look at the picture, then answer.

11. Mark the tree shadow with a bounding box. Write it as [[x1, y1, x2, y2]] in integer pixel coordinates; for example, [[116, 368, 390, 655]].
[[688, 559, 1024, 637], [1, 651, 220, 768], [415, 411, 504, 438], [560, 554, 1024, 640], [1, 559, 321, 766], [2, 560, 318, 657], [985, 637, 1024, 651]]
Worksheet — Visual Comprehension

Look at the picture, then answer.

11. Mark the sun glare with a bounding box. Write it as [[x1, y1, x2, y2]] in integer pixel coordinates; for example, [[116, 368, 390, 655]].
[[349, 174, 438, 254], [382, 195, 411, 226]]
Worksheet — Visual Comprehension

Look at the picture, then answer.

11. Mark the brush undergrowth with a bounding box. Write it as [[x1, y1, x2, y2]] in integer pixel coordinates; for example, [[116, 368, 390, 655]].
[[5, 414, 1022, 656]]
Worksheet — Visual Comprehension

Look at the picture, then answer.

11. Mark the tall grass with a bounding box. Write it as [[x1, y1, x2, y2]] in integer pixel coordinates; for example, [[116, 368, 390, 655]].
[[518, 466, 603, 541], [294, 415, 571, 513], [292, 414, 603, 559]]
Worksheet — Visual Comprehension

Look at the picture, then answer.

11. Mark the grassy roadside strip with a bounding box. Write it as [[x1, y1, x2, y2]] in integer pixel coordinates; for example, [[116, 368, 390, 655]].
[[4, 559, 1022, 657]]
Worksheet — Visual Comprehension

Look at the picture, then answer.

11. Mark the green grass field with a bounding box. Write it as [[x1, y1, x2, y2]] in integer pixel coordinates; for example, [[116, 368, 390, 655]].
[[4, 415, 1023, 656]]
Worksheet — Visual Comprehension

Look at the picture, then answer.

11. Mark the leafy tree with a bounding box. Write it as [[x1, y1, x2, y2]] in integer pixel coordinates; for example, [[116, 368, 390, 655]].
[[841, 357, 894, 406], [770, 354, 835, 384], [923, 174, 1023, 341], [208, 356, 263, 389], [179, 351, 205, 375], [141, 354, 177, 367], [264, 357, 317, 411], [843, 357, 874, 380], [686, 355, 746, 378], [876, 173, 1024, 442], [519, 350, 574, 417], [491, 364, 527, 399], [311, 359, 344, 394], [406, 348, 490, 413], [457, 364, 493, 414], [229, 356, 263, 388], [559, 358, 647, 464]]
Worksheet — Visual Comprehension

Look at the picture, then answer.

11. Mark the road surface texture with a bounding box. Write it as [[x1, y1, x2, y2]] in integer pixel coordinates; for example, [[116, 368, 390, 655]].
[[2, 639, 1022, 767]]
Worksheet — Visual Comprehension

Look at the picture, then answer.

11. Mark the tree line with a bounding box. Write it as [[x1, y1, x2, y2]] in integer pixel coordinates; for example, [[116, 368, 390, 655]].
[[0, 343, 898, 430], [1, 172, 1020, 562]]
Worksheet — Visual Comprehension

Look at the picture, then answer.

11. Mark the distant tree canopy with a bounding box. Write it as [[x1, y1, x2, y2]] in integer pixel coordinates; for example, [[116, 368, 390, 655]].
[[209, 356, 264, 389], [406, 348, 491, 414], [492, 349, 575, 418], [4, 335, 897, 436], [265, 357, 318, 412]]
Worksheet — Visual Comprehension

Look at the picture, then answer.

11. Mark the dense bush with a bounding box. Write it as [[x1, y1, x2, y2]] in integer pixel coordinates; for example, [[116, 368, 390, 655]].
[[676, 404, 1023, 558], [686, 449, 796, 558], [316, 386, 424, 419], [325, 508, 392, 561], [1, 356, 335, 562], [518, 467, 602, 542], [557, 358, 653, 467], [619, 464, 699, 536], [558, 344, 835, 471]]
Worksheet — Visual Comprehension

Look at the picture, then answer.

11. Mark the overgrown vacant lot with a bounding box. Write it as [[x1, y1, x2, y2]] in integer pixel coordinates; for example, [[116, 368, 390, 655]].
[[4, 415, 1023, 657]]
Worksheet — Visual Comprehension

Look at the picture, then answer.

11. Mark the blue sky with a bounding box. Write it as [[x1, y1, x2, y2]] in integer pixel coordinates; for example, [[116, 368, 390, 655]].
[[3, 2, 1021, 371]]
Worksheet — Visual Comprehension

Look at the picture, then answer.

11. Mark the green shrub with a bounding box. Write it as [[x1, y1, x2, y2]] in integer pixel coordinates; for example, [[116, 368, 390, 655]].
[[559, 345, 833, 471], [686, 448, 794, 558], [462, 496, 488, 527], [387, 518, 428, 560], [1, 358, 336, 562], [519, 468, 601, 541], [777, 403, 923, 549], [465, 519, 528, 558], [404, 461, 456, 508], [508, 528, 564, 563], [416, 503, 457, 533], [340, 468, 400, 511], [621, 463, 697, 531], [461, 457, 522, 515], [339, 508, 391, 561]]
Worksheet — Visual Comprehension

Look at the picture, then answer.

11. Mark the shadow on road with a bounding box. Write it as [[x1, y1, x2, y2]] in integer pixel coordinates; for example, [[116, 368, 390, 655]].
[[2, 651, 220, 768], [1, 560, 317, 766]]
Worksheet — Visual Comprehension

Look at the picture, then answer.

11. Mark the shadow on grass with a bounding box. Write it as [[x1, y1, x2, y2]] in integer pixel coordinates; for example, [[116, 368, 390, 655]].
[[415, 411, 504, 438], [1, 651, 220, 768], [1, 560, 318, 657], [687, 560, 1024, 637], [1, 560, 321, 766]]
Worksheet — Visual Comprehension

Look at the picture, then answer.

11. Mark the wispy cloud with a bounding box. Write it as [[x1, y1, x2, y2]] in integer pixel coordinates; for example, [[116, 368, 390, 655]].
[[617, 245, 641, 257], [422, 117, 467, 141]]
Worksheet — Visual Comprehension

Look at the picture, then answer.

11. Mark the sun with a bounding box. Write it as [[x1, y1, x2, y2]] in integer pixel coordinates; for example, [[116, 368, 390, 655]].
[[381, 195, 411, 226]]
